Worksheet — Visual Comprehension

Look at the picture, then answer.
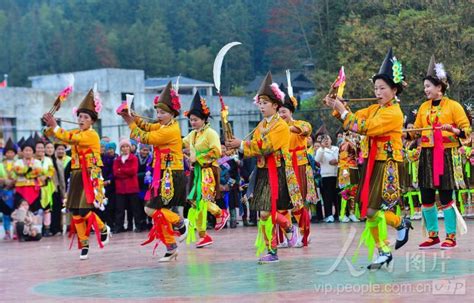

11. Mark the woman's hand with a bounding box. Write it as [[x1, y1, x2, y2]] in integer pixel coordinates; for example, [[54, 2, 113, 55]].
[[42, 113, 57, 129], [440, 124, 460, 135], [118, 111, 134, 125], [323, 95, 346, 114], [225, 138, 242, 149], [289, 126, 300, 134]]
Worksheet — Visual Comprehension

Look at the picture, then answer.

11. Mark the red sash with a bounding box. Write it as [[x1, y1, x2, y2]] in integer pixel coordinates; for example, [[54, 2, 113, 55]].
[[141, 210, 174, 255], [266, 154, 279, 224], [78, 149, 95, 204], [289, 145, 305, 183], [360, 136, 390, 217], [432, 124, 445, 186], [145, 148, 171, 201]]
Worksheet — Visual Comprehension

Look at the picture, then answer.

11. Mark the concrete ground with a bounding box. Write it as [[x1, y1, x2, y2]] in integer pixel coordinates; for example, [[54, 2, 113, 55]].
[[1, 219, 473, 302]]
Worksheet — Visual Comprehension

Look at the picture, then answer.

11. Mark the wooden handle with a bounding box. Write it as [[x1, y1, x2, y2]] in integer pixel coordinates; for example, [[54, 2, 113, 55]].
[[344, 98, 380, 102], [402, 127, 438, 132], [58, 119, 79, 125]]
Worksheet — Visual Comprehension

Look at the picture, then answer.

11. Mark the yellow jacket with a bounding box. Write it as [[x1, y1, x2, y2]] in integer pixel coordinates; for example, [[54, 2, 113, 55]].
[[183, 123, 221, 167], [243, 114, 291, 168], [130, 117, 184, 170], [287, 119, 312, 166], [414, 97, 471, 148], [45, 127, 103, 169], [343, 101, 403, 162]]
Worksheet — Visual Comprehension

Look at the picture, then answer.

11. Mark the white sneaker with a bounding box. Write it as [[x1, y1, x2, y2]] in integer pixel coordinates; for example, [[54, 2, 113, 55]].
[[277, 240, 289, 249], [437, 211, 444, 218], [294, 241, 304, 248], [413, 212, 422, 220], [324, 215, 335, 223], [348, 214, 360, 222], [340, 216, 350, 223]]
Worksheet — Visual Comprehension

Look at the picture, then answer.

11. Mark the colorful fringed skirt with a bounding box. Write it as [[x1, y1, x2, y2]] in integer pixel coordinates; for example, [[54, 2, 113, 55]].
[[356, 160, 402, 210], [67, 169, 94, 210], [418, 147, 458, 190], [146, 170, 186, 209], [188, 166, 221, 201], [399, 160, 410, 193], [250, 166, 293, 211]]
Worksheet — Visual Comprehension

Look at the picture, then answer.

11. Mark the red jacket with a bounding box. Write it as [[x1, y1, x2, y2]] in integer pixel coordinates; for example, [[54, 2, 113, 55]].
[[113, 154, 139, 194]]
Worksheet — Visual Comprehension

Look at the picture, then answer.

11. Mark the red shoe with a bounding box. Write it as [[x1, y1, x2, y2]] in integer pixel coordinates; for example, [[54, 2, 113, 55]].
[[441, 235, 457, 250], [214, 209, 230, 231], [196, 235, 213, 248], [419, 237, 440, 249]]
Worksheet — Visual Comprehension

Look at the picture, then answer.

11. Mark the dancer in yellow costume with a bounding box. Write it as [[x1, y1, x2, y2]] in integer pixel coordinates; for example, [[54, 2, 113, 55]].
[[119, 81, 188, 262], [324, 48, 413, 270], [183, 91, 230, 248], [43, 88, 110, 260]]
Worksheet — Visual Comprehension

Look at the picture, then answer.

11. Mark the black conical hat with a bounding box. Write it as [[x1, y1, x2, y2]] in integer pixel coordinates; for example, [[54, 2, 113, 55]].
[[3, 138, 16, 154], [33, 132, 43, 145], [186, 90, 210, 119], [22, 136, 36, 150], [17, 137, 25, 148], [377, 47, 394, 78], [279, 83, 296, 112], [373, 47, 404, 87]]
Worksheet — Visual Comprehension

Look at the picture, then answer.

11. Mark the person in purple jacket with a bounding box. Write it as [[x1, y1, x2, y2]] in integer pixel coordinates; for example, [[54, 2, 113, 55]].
[[101, 142, 118, 231]]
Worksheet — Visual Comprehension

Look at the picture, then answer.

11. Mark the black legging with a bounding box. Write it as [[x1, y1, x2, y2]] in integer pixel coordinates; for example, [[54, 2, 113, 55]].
[[420, 188, 453, 206], [50, 191, 63, 234], [321, 176, 339, 218]]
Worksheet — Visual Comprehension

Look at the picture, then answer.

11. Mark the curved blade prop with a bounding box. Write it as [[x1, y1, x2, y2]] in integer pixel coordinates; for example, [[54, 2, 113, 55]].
[[213, 41, 242, 94]]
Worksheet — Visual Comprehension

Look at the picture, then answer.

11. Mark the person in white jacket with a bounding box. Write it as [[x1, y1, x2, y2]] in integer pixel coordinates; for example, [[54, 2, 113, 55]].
[[315, 135, 339, 222]]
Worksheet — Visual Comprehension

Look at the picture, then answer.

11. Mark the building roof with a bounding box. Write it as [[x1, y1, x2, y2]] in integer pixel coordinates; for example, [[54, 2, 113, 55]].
[[28, 68, 145, 92], [245, 71, 315, 93], [145, 76, 214, 89]]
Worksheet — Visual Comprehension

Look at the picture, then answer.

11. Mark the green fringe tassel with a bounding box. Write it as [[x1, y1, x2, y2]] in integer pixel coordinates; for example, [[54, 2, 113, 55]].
[[340, 198, 347, 219], [406, 192, 415, 218], [186, 201, 208, 244], [355, 203, 360, 219], [396, 204, 401, 217], [186, 207, 198, 244], [352, 211, 389, 263], [187, 164, 203, 211], [199, 200, 208, 231], [255, 217, 274, 257], [457, 189, 469, 215]]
